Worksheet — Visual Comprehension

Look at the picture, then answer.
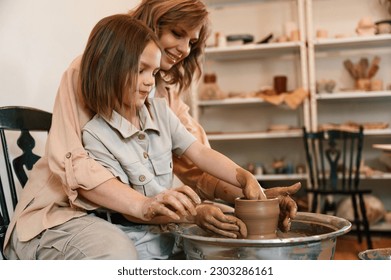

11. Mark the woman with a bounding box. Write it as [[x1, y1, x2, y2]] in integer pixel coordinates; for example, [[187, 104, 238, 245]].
[[79, 14, 269, 259], [4, 0, 299, 260], [129, 0, 299, 236]]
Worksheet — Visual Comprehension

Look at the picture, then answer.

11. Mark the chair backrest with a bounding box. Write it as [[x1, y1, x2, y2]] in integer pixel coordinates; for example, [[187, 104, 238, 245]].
[[0, 106, 52, 257], [302, 126, 364, 193]]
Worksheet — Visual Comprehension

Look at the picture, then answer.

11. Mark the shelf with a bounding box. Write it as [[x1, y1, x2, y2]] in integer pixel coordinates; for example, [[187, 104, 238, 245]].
[[199, 0, 311, 199], [316, 90, 391, 101], [361, 173, 391, 180], [198, 96, 306, 110], [364, 129, 391, 137], [373, 144, 391, 152], [198, 97, 265, 106], [307, 173, 391, 181], [205, 41, 302, 60], [313, 34, 391, 51], [206, 130, 302, 140], [255, 173, 307, 181]]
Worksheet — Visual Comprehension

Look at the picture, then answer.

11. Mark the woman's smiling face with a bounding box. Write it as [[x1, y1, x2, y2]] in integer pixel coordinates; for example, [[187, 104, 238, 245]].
[[158, 23, 202, 71]]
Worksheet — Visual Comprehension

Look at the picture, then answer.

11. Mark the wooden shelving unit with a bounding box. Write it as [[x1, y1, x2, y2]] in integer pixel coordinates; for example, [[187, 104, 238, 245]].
[[194, 0, 309, 182], [305, 0, 391, 231]]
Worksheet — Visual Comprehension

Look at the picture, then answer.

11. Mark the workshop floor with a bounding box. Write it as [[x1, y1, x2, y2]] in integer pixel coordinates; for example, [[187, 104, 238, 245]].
[[334, 233, 391, 260]]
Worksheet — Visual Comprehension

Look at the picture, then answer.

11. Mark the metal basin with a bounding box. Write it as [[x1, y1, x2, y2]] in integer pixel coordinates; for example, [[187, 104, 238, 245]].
[[358, 248, 391, 260], [178, 212, 351, 260]]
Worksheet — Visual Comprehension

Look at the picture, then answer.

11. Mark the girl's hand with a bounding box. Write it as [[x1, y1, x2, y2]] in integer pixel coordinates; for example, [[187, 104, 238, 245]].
[[236, 168, 267, 200], [141, 185, 201, 220]]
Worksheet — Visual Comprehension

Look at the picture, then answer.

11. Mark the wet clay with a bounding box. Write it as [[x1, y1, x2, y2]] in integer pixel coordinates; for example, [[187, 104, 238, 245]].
[[235, 197, 280, 239]]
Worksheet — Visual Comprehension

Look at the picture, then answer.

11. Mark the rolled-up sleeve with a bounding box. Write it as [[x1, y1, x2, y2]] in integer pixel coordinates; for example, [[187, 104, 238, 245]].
[[46, 57, 114, 208]]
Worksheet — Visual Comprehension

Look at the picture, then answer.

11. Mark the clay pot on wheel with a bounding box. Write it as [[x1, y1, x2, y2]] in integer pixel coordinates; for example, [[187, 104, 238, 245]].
[[235, 197, 280, 239]]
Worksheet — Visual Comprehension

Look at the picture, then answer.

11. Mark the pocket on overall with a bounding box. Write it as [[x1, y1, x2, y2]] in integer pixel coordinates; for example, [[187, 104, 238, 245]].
[[149, 150, 173, 188]]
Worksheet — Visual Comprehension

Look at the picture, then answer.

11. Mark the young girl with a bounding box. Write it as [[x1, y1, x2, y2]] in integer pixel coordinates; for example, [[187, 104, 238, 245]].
[[80, 14, 265, 259]]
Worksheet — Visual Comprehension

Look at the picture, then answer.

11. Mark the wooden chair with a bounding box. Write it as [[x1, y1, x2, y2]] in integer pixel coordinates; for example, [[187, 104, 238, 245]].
[[302, 126, 373, 249], [0, 106, 52, 259]]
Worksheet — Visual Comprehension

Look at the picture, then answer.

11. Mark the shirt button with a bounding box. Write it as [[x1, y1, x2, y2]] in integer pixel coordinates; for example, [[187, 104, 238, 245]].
[[138, 134, 145, 140], [66, 152, 71, 159], [143, 152, 148, 159], [139, 175, 146, 182]]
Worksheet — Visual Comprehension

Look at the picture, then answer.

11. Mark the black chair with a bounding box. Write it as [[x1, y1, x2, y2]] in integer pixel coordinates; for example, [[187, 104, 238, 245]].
[[0, 106, 52, 259], [302, 126, 373, 249]]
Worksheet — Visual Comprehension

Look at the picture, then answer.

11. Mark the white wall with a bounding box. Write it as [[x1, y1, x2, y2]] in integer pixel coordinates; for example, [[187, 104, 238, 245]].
[[0, 2, 140, 259], [0, 0, 139, 111]]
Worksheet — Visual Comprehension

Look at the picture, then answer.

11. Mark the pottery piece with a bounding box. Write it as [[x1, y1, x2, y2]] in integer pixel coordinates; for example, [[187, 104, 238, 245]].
[[358, 248, 391, 260], [316, 29, 328, 39], [356, 78, 371, 91], [214, 32, 226, 47], [316, 80, 326, 93], [273, 76, 287, 94], [370, 79, 383, 91], [356, 17, 376, 36], [290, 30, 300, 41], [324, 80, 336, 93], [235, 197, 279, 239], [376, 23, 391, 34], [284, 21, 297, 38], [198, 73, 225, 100]]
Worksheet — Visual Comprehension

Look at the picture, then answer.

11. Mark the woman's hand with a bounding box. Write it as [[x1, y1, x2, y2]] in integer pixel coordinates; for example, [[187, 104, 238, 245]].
[[236, 168, 267, 200], [264, 182, 301, 232], [194, 204, 247, 239], [141, 185, 201, 220]]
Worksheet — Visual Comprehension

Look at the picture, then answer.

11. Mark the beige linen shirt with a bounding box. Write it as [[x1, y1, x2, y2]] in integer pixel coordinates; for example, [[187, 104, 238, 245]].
[[3, 56, 219, 252]]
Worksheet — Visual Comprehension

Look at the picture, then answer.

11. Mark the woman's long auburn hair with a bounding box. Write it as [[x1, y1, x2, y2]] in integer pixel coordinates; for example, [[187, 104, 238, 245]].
[[129, 0, 210, 93], [80, 14, 160, 119]]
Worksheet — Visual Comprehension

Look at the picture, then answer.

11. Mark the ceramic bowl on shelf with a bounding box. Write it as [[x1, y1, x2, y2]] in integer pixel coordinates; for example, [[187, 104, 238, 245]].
[[375, 20, 391, 34]]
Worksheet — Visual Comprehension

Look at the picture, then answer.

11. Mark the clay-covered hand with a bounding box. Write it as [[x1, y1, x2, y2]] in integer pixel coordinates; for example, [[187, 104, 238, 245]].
[[236, 168, 267, 200], [264, 182, 301, 232], [194, 204, 247, 239], [141, 185, 201, 220]]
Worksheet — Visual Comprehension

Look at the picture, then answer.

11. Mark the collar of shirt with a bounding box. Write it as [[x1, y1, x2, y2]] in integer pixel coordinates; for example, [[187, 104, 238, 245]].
[[102, 105, 160, 139]]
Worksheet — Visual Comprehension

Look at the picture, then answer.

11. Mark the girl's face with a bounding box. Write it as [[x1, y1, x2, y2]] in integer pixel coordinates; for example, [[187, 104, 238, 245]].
[[124, 41, 161, 109], [158, 23, 202, 70]]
